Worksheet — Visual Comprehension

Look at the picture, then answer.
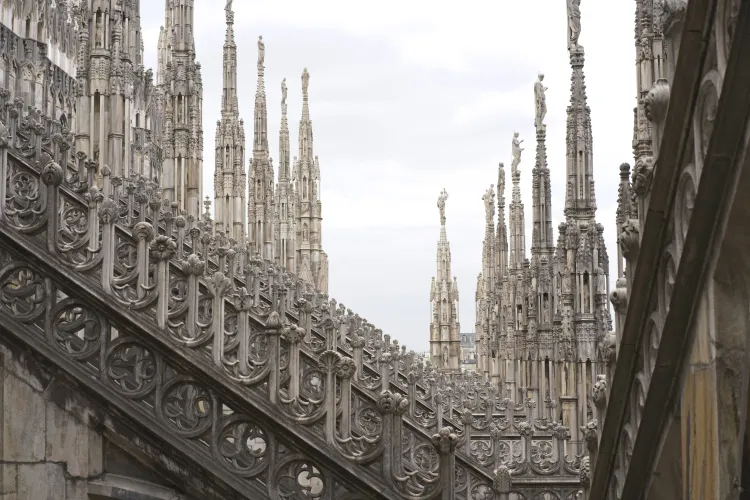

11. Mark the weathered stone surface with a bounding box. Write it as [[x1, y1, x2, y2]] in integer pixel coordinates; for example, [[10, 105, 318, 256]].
[[0, 464, 16, 495], [3, 370, 46, 462], [46, 400, 102, 478], [16, 463, 65, 500], [65, 479, 89, 500]]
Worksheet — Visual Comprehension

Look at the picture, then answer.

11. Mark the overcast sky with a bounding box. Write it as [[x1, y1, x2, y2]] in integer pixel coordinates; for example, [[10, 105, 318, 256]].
[[141, 0, 634, 353]]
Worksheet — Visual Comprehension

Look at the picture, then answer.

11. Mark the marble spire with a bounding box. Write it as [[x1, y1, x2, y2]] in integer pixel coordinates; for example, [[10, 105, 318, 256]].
[[213, 1, 246, 240], [564, 0, 596, 219], [293, 68, 328, 293], [531, 73, 555, 253], [430, 189, 461, 373], [156, 0, 204, 218], [248, 35, 274, 260], [274, 77, 296, 272], [508, 133, 526, 271]]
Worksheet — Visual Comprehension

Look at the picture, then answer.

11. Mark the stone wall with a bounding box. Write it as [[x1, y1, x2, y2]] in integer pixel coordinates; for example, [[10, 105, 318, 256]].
[[0, 337, 186, 500]]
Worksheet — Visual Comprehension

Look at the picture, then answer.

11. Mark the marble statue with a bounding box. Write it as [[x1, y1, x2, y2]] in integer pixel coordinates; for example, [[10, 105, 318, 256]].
[[483, 186, 495, 223], [302, 68, 310, 94], [437, 189, 449, 223], [226, 0, 232, 10], [257, 36, 265, 66], [95, 16, 104, 47], [567, 0, 582, 48], [511, 132, 524, 173], [281, 78, 287, 105], [534, 73, 548, 129]]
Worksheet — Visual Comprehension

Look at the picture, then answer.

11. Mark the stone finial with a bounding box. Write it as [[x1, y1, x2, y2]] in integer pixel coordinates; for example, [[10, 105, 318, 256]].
[[492, 464, 512, 494], [431, 427, 458, 455]]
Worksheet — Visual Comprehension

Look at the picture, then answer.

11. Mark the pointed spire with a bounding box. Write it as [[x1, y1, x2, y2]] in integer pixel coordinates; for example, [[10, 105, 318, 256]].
[[564, 0, 596, 219], [431, 188, 461, 374], [531, 73, 555, 253], [508, 133, 526, 270], [254, 36, 268, 153], [222, 1, 238, 115], [279, 78, 290, 182], [298, 68, 313, 164], [437, 189, 450, 281], [496, 162, 509, 280]]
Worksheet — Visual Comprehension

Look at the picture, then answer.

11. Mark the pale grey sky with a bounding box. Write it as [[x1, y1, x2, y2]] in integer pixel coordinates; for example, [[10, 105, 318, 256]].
[[141, 0, 634, 353]]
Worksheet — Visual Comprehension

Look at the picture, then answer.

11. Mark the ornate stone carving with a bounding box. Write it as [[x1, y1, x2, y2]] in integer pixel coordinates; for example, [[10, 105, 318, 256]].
[[632, 156, 654, 196], [492, 464, 512, 493], [644, 79, 670, 123], [619, 218, 641, 261]]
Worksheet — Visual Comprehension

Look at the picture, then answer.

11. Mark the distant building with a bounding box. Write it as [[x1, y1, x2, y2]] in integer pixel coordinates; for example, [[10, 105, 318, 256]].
[[460, 331, 477, 373]]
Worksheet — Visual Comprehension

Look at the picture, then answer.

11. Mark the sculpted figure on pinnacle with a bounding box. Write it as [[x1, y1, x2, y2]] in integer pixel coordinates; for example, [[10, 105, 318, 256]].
[[281, 78, 288, 105], [483, 186, 495, 224], [567, 0, 582, 49], [258, 36, 265, 66], [302, 68, 310, 95], [534, 73, 548, 129], [438, 189, 449, 225], [511, 132, 524, 174]]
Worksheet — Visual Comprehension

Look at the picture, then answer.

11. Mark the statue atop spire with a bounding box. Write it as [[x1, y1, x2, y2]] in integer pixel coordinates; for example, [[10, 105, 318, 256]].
[[483, 186, 495, 225], [511, 132, 524, 174], [257, 36, 265, 67], [302, 68, 310, 95], [534, 73, 548, 130], [567, 0, 582, 49], [438, 189, 449, 225], [225, 0, 234, 23], [281, 77, 288, 106]]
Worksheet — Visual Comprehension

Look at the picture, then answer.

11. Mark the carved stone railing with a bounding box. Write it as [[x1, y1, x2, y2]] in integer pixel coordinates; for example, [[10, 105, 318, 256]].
[[0, 89, 584, 500]]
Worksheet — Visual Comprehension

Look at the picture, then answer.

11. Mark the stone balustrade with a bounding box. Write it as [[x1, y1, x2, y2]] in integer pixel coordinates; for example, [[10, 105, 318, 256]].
[[0, 91, 586, 500]]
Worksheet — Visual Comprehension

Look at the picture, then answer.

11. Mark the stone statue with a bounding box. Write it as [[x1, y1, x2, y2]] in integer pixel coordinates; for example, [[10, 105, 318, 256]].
[[567, 0, 582, 49], [95, 15, 104, 47], [302, 68, 310, 95], [257, 36, 265, 66], [482, 186, 494, 223], [226, 0, 233, 10], [437, 189, 448, 224], [443, 347, 449, 367], [534, 73, 548, 129], [511, 132, 524, 173], [281, 78, 287, 106]]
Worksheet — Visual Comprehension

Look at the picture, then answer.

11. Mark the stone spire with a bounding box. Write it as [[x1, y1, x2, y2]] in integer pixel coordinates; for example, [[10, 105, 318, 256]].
[[430, 189, 461, 373], [564, 0, 595, 220], [156, 0, 204, 218], [274, 78, 296, 272], [248, 35, 275, 260], [72, 0, 161, 186], [531, 74, 555, 254], [477, 185, 497, 377], [508, 133, 526, 271], [293, 68, 328, 293], [213, 1, 246, 240], [496, 162, 509, 282]]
